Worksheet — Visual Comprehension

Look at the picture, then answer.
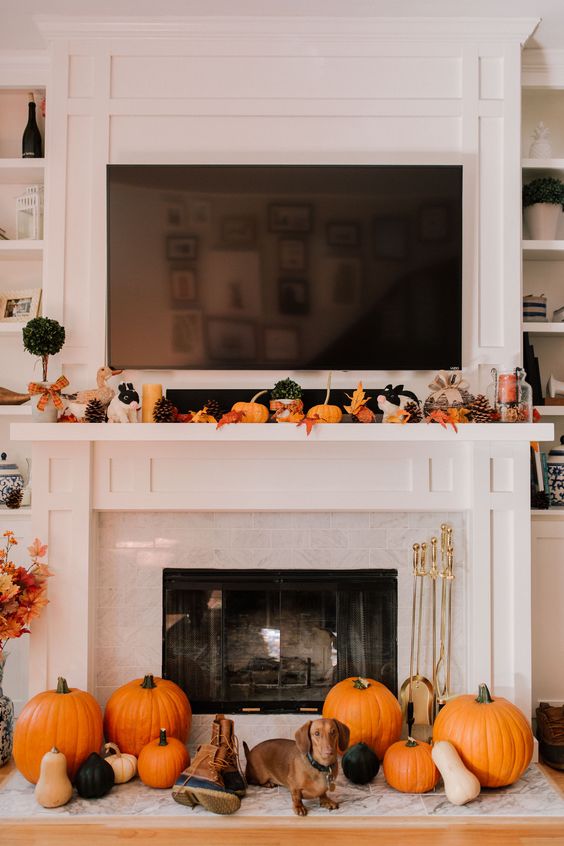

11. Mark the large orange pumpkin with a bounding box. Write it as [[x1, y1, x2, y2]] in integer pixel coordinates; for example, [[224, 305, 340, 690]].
[[322, 677, 402, 760], [13, 677, 103, 784], [383, 738, 439, 793], [433, 683, 534, 787], [103, 674, 191, 757], [138, 728, 190, 789]]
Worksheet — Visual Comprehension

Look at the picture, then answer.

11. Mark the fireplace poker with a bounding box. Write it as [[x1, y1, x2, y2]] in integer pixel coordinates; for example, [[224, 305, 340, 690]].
[[445, 543, 455, 697], [399, 542, 420, 735], [430, 536, 439, 722], [435, 524, 450, 711], [412, 541, 434, 726]]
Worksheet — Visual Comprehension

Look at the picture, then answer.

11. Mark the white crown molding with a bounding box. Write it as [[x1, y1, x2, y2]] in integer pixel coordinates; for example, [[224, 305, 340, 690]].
[[523, 48, 564, 87], [0, 50, 49, 85], [34, 15, 540, 46]]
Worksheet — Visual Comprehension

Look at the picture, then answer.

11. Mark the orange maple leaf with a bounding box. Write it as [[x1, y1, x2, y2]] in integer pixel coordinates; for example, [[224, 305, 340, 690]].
[[297, 414, 321, 436], [386, 408, 410, 424], [426, 409, 458, 432], [216, 409, 245, 429], [344, 382, 373, 416]]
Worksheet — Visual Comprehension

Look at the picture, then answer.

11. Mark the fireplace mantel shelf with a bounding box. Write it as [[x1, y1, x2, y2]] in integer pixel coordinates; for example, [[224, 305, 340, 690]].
[[10, 422, 554, 443]]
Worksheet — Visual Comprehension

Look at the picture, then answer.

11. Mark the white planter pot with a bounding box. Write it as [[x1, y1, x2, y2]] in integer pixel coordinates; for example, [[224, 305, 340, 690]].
[[524, 203, 561, 240], [31, 382, 58, 423]]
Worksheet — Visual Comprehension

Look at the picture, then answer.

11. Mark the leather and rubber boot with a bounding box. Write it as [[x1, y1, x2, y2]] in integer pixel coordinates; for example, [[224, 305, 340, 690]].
[[211, 714, 247, 797], [537, 702, 564, 770], [172, 742, 241, 814]]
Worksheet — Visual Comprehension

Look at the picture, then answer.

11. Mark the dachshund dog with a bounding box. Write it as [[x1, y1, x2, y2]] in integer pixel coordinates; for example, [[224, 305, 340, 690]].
[[244, 718, 350, 816]]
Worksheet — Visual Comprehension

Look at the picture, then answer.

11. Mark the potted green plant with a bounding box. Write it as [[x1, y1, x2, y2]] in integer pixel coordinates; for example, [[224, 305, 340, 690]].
[[22, 317, 66, 422], [270, 377, 303, 422], [523, 177, 564, 240]]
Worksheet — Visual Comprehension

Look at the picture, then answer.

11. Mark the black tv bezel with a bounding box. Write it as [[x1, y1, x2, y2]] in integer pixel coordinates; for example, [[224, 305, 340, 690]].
[[106, 163, 463, 372]]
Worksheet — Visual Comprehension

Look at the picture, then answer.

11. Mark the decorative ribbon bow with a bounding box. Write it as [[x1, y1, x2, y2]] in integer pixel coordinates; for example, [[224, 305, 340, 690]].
[[271, 399, 303, 420], [427, 370, 469, 405], [28, 375, 69, 412]]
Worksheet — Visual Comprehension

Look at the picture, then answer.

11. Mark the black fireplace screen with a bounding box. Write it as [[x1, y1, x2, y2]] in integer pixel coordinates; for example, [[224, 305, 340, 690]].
[[163, 569, 397, 713]]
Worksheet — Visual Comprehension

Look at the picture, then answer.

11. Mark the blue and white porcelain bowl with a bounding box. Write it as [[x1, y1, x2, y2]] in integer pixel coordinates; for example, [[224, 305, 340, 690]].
[[0, 452, 24, 505], [548, 437, 564, 506]]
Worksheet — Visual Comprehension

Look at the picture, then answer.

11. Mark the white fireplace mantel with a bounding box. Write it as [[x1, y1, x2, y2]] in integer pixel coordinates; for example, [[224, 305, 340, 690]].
[[11, 422, 554, 719]]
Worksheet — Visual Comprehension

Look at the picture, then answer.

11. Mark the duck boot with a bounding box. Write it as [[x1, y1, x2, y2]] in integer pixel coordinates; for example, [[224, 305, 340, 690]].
[[172, 743, 241, 814], [211, 714, 247, 797], [536, 702, 564, 770]]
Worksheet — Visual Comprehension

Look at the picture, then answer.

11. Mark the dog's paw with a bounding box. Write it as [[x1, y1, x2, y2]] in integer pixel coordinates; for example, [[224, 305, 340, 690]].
[[294, 803, 308, 816], [320, 797, 339, 811]]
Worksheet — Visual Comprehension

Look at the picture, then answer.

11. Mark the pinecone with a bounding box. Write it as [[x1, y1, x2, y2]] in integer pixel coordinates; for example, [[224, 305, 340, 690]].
[[84, 398, 107, 423], [5, 487, 23, 509], [404, 400, 422, 423], [153, 396, 176, 423], [469, 394, 494, 423], [204, 398, 222, 421]]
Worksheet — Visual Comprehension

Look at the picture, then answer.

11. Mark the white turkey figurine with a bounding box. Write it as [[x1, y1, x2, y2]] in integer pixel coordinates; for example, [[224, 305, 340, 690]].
[[62, 365, 123, 419]]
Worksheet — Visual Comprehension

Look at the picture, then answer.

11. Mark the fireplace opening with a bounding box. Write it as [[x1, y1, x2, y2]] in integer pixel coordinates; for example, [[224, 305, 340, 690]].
[[163, 569, 397, 714]]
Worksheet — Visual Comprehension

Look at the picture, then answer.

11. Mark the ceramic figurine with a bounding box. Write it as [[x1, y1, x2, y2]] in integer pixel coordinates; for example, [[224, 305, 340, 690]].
[[107, 383, 140, 423], [0, 452, 24, 506], [62, 365, 123, 419], [376, 384, 419, 423], [0, 387, 30, 406]]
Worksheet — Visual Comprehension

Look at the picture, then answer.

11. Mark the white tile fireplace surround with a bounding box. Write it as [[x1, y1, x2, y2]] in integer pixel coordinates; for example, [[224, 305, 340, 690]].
[[11, 422, 554, 722], [95, 508, 466, 710]]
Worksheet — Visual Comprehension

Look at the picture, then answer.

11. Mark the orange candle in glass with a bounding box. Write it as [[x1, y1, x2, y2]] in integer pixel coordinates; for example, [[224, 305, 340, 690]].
[[497, 372, 517, 404]]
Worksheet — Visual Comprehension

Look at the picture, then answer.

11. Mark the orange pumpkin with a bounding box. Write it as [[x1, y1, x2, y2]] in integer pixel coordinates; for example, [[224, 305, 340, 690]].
[[231, 390, 269, 423], [383, 738, 439, 793], [322, 677, 402, 760], [103, 674, 191, 757], [13, 677, 103, 784], [307, 372, 342, 424], [433, 682, 533, 788], [138, 729, 189, 789]]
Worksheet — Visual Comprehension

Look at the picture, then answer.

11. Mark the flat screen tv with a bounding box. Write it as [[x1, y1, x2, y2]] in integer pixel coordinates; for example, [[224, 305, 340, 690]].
[[107, 164, 462, 370]]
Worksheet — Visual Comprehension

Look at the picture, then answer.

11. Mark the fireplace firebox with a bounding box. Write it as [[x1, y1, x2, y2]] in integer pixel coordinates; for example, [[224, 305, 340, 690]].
[[163, 569, 397, 713]]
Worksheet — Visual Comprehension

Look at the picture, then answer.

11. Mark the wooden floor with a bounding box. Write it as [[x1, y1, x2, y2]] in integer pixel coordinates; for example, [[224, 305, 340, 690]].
[[2, 763, 564, 846]]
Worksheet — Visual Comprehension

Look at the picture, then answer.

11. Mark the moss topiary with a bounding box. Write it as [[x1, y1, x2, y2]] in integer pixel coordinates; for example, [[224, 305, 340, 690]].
[[271, 378, 302, 400], [523, 177, 564, 209], [22, 317, 66, 382]]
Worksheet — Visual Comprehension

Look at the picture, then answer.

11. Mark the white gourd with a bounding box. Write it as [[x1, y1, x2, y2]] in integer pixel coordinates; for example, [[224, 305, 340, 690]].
[[103, 742, 137, 784], [34, 747, 73, 808], [431, 740, 481, 806]]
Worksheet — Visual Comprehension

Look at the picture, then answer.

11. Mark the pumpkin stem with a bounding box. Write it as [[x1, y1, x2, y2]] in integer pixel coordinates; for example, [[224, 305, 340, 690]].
[[323, 372, 332, 405], [476, 683, 494, 704], [406, 737, 418, 748], [159, 728, 168, 747], [353, 677, 370, 690], [141, 674, 157, 689], [51, 747, 59, 754], [56, 677, 70, 694], [250, 390, 267, 403]]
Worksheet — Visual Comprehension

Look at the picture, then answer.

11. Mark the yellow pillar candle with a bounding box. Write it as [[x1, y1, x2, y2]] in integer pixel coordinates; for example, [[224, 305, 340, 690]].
[[142, 383, 163, 422]]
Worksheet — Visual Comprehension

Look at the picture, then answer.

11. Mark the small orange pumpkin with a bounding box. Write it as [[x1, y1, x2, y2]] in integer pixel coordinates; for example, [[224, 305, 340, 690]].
[[383, 737, 439, 793], [103, 674, 191, 757], [307, 372, 342, 424], [13, 677, 103, 784], [138, 729, 189, 789], [322, 677, 402, 760], [433, 682, 533, 788], [231, 390, 269, 423]]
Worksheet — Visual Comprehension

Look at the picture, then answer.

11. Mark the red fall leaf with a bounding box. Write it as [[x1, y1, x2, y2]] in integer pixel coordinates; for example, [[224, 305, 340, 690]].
[[216, 409, 245, 429], [297, 414, 321, 436]]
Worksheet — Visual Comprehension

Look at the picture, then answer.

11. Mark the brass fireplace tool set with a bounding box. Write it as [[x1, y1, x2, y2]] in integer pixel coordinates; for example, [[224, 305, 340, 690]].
[[400, 523, 456, 735]]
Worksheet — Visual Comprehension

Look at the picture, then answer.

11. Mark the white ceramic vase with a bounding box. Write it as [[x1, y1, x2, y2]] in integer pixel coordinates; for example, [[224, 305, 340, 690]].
[[31, 382, 58, 423], [524, 203, 561, 240]]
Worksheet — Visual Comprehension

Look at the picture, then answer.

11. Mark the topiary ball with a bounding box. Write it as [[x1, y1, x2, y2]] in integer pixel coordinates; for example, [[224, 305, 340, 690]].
[[341, 741, 380, 785]]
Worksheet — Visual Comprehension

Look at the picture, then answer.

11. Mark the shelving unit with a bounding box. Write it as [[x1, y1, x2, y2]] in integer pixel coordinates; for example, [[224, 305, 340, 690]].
[[522, 240, 564, 260], [0, 405, 30, 416], [0, 240, 43, 260], [534, 405, 564, 417], [0, 158, 45, 184], [523, 322, 564, 333]]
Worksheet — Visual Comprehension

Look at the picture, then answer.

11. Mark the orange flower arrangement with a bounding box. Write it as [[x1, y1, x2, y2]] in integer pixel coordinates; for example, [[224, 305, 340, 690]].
[[0, 531, 52, 655]]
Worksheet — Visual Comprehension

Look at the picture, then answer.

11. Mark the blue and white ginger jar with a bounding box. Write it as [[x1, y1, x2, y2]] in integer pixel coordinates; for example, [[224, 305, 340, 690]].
[[548, 436, 564, 506], [0, 452, 24, 505]]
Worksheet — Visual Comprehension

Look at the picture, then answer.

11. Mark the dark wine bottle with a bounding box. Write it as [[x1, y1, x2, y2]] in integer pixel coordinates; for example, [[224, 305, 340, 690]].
[[22, 92, 42, 159]]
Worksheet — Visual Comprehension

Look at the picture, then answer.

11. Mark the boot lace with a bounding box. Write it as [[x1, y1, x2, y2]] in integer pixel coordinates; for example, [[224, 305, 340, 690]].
[[222, 732, 245, 777]]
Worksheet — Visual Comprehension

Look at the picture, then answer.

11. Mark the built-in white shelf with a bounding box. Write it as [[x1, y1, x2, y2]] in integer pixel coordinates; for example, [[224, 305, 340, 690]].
[[522, 158, 564, 177], [0, 506, 32, 519], [523, 240, 564, 260], [535, 405, 564, 417], [0, 158, 45, 184], [0, 404, 30, 416], [0, 323, 27, 335], [523, 322, 564, 334], [10, 421, 555, 443], [0, 240, 43, 260], [532, 508, 564, 518]]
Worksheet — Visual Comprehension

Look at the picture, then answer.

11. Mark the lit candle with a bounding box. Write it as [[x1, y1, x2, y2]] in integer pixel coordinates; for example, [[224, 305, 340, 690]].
[[142, 384, 163, 422]]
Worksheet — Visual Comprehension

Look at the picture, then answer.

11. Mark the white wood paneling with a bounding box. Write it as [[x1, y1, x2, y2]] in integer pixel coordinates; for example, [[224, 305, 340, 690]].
[[532, 516, 564, 707]]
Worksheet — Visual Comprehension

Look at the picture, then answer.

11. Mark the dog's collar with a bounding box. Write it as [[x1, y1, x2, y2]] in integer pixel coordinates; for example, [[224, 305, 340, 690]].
[[306, 751, 332, 774]]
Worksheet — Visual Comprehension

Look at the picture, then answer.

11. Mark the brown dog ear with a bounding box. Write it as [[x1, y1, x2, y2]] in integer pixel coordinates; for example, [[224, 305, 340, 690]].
[[333, 720, 350, 753], [295, 721, 312, 755]]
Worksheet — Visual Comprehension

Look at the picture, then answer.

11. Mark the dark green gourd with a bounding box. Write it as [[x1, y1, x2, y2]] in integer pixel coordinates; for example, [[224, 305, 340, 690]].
[[75, 752, 114, 798], [341, 742, 380, 784]]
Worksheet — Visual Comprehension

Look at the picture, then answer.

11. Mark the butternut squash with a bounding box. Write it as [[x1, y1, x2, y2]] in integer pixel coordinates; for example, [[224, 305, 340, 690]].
[[431, 740, 481, 806], [103, 742, 137, 784], [34, 747, 73, 808]]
